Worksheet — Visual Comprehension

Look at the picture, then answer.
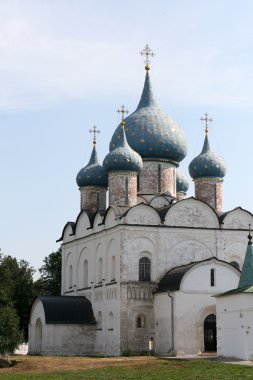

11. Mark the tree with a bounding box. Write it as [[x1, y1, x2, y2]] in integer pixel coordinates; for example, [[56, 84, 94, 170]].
[[0, 306, 23, 356], [0, 253, 35, 341], [34, 248, 62, 296]]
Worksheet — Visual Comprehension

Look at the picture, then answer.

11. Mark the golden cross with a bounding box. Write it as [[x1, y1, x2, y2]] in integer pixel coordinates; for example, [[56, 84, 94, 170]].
[[200, 113, 213, 135], [140, 44, 155, 71], [117, 105, 128, 121], [89, 125, 100, 145]]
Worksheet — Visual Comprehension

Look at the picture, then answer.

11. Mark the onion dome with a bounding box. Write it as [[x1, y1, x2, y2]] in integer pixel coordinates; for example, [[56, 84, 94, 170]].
[[76, 145, 108, 188], [189, 133, 226, 180], [103, 121, 143, 173], [109, 71, 187, 165], [176, 170, 189, 193]]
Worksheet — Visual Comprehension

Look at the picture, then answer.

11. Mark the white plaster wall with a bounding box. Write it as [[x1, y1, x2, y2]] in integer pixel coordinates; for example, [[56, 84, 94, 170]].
[[165, 198, 219, 228], [154, 293, 173, 355], [222, 209, 253, 229], [217, 294, 253, 360], [181, 260, 240, 292], [154, 262, 240, 355]]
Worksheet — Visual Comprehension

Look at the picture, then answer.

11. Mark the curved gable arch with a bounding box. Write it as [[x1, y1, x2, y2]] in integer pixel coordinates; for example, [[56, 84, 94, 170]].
[[165, 198, 219, 228], [180, 259, 240, 292], [60, 222, 75, 243], [93, 212, 104, 233], [124, 203, 161, 225], [104, 207, 118, 229], [149, 195, 171, 208], [75, 211, 91, 238], [222, 207, 253, 229]]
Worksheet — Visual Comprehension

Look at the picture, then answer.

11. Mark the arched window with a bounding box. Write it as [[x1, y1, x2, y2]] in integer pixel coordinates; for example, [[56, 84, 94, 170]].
[[136, 314, 146, 328], [97, 311, 102, 330], [108, 311, 113, 330], [69, 265, 73, 288], [98, 258, 103, 283], [230, 261, 240, 270], [83, 260, 88, 288], [139, 257, 151, 281], [111, 256, 115, 281]]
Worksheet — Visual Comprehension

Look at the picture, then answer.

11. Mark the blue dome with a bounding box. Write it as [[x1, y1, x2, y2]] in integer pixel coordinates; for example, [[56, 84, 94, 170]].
[[176, 170, 189, 193], [103, 125, 143, 173], [189, 134, 226, 180], [109, 72, 187, 165], [76, 145, 108, 188]]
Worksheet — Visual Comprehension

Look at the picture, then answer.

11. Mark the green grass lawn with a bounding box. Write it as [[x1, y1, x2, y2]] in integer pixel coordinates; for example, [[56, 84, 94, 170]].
[[0, 360, 253, 380]]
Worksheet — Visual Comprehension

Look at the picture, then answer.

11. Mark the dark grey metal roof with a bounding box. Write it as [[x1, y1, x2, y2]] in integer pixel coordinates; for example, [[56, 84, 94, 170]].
[[39, 296, 96, 325], [157, 258, 240, 293]]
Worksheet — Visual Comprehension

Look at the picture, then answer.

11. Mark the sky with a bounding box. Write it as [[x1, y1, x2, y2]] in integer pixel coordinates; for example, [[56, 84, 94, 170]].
[[1, 0, 253, 274]]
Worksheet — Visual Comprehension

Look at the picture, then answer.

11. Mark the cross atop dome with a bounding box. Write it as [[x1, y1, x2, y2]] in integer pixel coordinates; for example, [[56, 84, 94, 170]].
[[89, 126, 100, 145], [200, 113, 212, 135], [140, 44, 155, 71], [117, 105, 128, 127]]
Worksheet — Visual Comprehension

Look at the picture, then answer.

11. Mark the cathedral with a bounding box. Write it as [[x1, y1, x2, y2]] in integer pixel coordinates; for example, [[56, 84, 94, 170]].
[[28, 45, 253, 357]]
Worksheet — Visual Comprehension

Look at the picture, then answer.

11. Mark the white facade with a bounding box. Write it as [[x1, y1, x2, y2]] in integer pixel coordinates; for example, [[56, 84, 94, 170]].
[[217, 293, 253, 360]]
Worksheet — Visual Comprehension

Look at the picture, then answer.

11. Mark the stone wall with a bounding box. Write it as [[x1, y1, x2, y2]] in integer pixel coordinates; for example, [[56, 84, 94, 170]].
[[108, 172, 137, 207], [195, 179, 223, 213], [138, 161, 176, 196], [80, 186, 107, 211]]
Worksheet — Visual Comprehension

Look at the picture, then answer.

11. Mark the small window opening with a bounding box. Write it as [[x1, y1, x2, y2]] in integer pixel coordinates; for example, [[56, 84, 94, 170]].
[[210, 268, 215, 287], [137, 174, 140, 192], [125, 177, 129, 205], [158, 164, 161, 192], [136, 315, 146, 328]]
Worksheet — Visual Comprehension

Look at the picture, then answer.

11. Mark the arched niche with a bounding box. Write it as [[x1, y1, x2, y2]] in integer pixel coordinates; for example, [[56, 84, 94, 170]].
[[165, 198, 219, 228], [78, 248, 89, 288], [124, 204, 161, 225], [222, 208, 253, 229]]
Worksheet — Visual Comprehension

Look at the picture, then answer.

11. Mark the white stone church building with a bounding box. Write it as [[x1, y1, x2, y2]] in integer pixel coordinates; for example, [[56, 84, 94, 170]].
[[29, 46, 253, 356]]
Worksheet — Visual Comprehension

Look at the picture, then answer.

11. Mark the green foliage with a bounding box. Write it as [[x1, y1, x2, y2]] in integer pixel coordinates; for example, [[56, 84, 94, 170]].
[[33, 248, 62, 296], [0, 253, 35, 341], [0, 306, 23, 356]]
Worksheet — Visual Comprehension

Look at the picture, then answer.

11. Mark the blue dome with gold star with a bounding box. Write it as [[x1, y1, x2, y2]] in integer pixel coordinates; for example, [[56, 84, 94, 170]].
[[189, 134, 226, 180], [109, 71, 187, 165], [176, 170, 189, 193], [76, 145, 108, 188], [103, 124, 143, 173]]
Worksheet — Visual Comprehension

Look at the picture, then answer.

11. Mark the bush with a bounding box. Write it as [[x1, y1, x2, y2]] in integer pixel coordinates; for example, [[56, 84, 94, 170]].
[[0, 306, 23, 356]]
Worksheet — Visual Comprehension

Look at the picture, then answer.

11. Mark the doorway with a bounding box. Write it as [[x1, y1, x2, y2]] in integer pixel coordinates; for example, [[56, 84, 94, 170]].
[[204, 314, 217, 352]]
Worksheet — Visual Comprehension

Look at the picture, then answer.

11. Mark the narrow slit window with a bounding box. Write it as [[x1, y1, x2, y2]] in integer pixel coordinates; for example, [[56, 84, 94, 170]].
[[96, 192, 100, 210], [158, 164, 161, 192], [125, 177, 129, 205], [210, 268, 215, 287], [137, 174, 140, 192]]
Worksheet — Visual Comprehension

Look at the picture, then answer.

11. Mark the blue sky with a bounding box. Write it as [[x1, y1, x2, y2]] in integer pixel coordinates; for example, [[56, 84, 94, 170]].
[[1, 0, 253, 273]]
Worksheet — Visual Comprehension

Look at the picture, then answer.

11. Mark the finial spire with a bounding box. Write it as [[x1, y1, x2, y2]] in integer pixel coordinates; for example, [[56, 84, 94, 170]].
[[140, 44, 155, 71], [89, 126, 100, 145], [201, 113, 213, 135], [248, 224, 252, 245], [117, 105, 128, 128]]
